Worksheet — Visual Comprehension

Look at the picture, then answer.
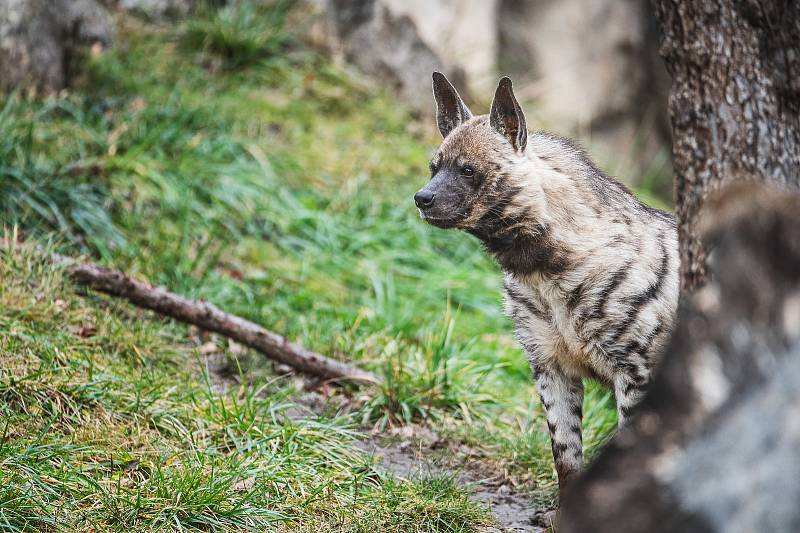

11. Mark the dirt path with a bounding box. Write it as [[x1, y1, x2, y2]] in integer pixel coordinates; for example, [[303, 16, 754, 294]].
[[357, 425, 555, 532], [205, 353, 554, 532]]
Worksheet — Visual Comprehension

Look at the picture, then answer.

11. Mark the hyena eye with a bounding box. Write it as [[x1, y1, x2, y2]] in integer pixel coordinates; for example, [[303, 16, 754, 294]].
[[429, 161, 439, 175], [461, 165, 475, 178]]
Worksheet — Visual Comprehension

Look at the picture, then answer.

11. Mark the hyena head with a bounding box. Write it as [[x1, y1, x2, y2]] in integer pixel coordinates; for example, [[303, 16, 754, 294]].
[[414, 72, 533, 233]]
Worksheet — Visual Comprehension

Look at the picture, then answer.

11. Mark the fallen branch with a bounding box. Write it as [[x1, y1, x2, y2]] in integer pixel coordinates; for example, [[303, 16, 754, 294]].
[[49, 253, 380, 384]]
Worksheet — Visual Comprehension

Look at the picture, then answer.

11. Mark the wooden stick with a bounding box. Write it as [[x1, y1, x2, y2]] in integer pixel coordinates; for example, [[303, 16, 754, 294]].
[[49, 253, 380, 384]]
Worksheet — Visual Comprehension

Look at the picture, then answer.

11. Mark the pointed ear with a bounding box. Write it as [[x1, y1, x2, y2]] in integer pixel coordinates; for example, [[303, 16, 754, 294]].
[[432, 71, 473, 138], [490, 77, 527, 152]]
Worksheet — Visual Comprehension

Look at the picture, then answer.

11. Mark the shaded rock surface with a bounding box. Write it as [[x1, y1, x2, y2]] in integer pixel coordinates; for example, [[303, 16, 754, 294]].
[[0, 0, 231, 93], [101, 0, 228, 17], [309, 0, 669, 184], [0, 0, 115, 92], [498, 0, 670, 184], [560, 185, 800, 533], [499, 0, 667, 129], [382, 0, 498, 94], [310, 0, 447, 110], [114, 0, 204, 18]]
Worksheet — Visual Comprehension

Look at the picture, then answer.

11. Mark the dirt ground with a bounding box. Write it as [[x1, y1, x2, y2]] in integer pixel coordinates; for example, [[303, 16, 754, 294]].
[[207, 353, 555, 532], [356, 425, 555, 533]]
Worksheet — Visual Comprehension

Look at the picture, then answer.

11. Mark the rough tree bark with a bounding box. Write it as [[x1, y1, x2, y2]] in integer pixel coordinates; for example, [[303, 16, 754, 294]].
[[654, 0, 800, 291], [559, 1, 800, 529]]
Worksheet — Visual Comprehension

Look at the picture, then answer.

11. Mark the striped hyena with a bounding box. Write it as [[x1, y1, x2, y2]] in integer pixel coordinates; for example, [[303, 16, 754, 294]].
[[414, 72, 680, 492]]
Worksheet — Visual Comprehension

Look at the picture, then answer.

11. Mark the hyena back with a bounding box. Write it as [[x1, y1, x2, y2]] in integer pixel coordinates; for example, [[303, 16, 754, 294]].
[[415, 73, 680, 491]]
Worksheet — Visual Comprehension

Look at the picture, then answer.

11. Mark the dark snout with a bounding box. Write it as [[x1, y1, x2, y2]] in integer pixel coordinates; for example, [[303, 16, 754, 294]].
[[414, 169, 469, 228], [414, 190, 435, 208]]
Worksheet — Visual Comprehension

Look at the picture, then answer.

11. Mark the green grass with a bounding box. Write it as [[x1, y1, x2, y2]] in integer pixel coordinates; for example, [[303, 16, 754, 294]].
[[182, 0, 296, 68], [0, 242, 493, 531], [0, 2, 624, 529]]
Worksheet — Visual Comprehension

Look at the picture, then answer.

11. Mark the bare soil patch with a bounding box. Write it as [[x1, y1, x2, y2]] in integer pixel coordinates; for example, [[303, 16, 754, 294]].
[[357, 425, 556, 532], [205, 354, 555, 531]]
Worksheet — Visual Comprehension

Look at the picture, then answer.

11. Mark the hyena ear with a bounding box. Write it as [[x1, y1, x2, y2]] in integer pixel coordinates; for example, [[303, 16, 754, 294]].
[[432, 71, 473, 138], [490, 77, 527, 152]]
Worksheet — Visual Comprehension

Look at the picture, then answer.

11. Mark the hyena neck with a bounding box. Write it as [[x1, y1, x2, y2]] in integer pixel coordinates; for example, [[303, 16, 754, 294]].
[[467, 165, 577, 278], [467, 202, 572, 278], [469, 134, 634, 280]]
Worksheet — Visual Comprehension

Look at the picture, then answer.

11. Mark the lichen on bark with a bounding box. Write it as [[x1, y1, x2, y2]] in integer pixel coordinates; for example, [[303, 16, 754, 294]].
[[653, 0, 800, 291]]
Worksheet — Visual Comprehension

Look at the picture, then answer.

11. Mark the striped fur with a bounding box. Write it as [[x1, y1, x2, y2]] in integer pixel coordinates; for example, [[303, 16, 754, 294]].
[[417, 74, 680, 492]]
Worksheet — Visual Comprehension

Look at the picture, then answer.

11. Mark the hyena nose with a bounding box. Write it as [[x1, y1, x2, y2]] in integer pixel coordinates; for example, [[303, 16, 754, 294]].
[[414, 190, 435, 208]]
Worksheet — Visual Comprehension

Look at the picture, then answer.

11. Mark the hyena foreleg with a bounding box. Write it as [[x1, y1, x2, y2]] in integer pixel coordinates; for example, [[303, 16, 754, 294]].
[[533, 363, 584, 491]]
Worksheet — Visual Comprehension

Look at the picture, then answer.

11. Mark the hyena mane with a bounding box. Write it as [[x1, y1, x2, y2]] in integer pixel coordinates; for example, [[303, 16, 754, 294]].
[[414, 72, 680, 493]]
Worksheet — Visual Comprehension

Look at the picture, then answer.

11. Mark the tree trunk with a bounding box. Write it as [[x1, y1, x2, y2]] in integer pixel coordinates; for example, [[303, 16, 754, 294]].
[[653, 0, 800, 291], [559, 1, 800, 529], [560, 184, 800, 533]]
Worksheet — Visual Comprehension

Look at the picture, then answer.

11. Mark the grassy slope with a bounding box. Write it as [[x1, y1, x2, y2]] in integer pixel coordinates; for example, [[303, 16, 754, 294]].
[[0, 3, 627, 530], [0, 243, 488, 531]]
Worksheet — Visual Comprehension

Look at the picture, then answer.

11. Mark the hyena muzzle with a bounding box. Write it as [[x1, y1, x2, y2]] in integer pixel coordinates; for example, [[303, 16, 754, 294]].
[[415, 72, 680, 493]]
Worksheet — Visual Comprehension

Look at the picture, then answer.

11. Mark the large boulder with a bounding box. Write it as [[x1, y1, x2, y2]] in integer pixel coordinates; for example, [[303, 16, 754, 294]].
[[309, 0, 448, 111], [381, 0, 499, 95], [560, 185, 800, 533], [310, 0, 669, 184], [308, 0, 497, 109], [498, 0, 671, 184], [498, 0, 662, 130], [0, 0, 115, 93], [115, 0, 198, 18]]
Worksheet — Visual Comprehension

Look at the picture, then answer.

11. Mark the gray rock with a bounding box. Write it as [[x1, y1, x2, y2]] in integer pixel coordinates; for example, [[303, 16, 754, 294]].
[[381, 0, 499, 95], [310, 0, 669, 184], [0, 0, 114, 93], [560, 185, 800, 533], [116, 0, 195, 18], [498, 0, 671, 185], [311, 0, 449, 111]]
